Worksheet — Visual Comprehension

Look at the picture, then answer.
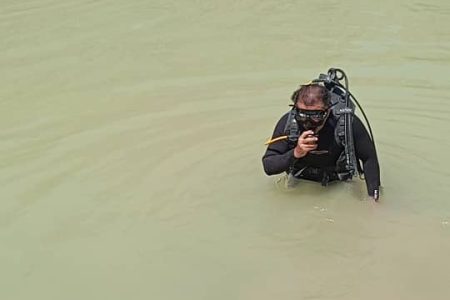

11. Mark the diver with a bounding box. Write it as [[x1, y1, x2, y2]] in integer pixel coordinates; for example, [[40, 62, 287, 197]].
[[262, 68, 381, 201]]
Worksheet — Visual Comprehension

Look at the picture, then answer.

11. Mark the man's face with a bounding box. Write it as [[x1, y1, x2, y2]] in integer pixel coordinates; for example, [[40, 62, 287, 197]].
[[295, 100, 330, 132]]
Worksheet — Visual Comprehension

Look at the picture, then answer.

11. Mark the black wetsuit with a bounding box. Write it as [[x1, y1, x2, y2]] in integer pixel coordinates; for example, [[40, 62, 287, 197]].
[[262, 112, 380, 197]]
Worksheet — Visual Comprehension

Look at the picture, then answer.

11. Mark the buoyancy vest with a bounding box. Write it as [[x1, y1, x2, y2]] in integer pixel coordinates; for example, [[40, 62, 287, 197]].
[[283, 84, 362, 184]]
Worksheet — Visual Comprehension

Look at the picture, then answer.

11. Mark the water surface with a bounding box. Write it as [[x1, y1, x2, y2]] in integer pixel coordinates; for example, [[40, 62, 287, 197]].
[[1, 1, 450, 299]]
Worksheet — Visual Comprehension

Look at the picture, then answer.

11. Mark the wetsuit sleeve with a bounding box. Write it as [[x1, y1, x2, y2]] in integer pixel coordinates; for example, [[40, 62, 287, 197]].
[[353, 116, 381, 197], [262, 113, 298, 175]]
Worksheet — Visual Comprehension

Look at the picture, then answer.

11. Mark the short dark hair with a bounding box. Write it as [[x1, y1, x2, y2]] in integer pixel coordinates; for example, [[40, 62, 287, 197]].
[[291, 84, 330, 107]]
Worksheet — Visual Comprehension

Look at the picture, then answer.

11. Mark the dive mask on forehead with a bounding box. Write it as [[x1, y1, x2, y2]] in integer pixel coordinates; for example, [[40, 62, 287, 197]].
[[294, 108, 329, 130]]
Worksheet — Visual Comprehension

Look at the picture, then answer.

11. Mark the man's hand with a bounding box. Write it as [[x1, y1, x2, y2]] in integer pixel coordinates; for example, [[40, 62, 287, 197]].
[[372, 189, 380, 201], [294, 130, 318, 158]]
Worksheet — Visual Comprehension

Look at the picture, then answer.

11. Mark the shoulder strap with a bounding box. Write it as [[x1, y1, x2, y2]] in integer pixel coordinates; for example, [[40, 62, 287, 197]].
[[329, 87, 359, 178], [284, 109, 301, 147]]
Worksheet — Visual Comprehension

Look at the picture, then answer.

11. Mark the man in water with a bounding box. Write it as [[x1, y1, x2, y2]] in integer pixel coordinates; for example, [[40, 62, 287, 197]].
[[262, 83, 380, 201]]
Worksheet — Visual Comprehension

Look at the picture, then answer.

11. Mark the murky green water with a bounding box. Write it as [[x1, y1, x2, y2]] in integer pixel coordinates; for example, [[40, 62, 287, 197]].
[[2, 1, 450, 299]]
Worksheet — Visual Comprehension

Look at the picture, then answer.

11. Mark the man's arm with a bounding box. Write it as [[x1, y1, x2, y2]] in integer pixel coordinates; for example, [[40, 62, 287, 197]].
[[353, 116, 381, 200], [262, 113, 297, 175]]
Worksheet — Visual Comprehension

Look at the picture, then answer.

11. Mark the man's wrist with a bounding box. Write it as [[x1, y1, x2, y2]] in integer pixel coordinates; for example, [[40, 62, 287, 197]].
[[368, 187, 380, 201], [373, 188, 380, 201], [293, 146, 305, 158]]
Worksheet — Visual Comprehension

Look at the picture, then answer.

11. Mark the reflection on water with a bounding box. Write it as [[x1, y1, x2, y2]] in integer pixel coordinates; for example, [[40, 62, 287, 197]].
[[1, 0, 450, 299]]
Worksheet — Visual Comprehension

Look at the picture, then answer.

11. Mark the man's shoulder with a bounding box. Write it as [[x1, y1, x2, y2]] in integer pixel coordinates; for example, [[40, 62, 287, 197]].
[[351, 115, 366, 132], [277, 111, 292, 124], [270, 110, 293, 135]]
